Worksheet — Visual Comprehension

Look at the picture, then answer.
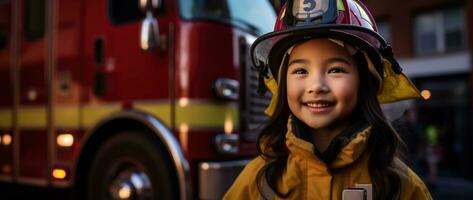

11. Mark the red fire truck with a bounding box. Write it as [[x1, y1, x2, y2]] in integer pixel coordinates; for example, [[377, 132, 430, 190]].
[[0, 0, 275, 199]]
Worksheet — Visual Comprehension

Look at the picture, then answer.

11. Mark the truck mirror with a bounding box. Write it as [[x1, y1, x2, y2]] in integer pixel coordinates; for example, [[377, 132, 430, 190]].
[[139, 0, 160, 51], [139, 0, 161, 14], [140, 15, 160, 51]]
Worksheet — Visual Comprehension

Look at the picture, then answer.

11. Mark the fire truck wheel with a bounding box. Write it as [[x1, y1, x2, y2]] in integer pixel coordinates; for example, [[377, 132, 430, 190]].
[[86, 131, 178, 200]]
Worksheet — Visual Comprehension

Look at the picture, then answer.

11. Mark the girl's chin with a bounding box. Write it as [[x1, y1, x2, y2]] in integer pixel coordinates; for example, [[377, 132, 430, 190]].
[[301, 119, 332, 130]]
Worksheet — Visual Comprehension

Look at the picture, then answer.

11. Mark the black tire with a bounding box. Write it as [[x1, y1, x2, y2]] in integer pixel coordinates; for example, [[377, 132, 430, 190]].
[[86, 131, 178, 200]]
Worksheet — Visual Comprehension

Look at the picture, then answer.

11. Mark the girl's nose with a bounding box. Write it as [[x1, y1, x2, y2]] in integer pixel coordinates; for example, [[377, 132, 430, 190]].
[[307, 77, 329, 94]]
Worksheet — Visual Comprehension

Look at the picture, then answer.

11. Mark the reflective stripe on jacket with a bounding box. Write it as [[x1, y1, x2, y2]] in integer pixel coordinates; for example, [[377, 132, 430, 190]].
[[224, 118, 432, 200]]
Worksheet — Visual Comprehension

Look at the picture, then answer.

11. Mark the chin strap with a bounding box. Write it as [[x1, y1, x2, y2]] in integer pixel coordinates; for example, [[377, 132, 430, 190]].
[[257, 65, 269, 95], [380, 45, 402, 74]]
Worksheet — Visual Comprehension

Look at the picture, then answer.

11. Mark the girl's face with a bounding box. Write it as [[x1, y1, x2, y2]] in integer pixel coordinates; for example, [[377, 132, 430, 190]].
[[286, 39, 359, 133]]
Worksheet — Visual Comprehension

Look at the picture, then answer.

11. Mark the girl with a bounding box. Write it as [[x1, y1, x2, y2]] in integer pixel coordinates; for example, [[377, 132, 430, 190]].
[[224, 0, 432, 199]]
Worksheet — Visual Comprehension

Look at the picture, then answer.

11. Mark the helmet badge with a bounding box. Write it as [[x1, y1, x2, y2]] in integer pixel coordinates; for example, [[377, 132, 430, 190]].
[[292, 0, 330, 23], [285, 0, 337, 26]]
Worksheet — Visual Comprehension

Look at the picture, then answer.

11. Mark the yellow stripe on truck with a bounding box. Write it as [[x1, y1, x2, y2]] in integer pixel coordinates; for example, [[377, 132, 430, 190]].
[[81, 104, 121, 128], [0, 100, 239, 130], [0, 108, 12, 128], [133, 102, 172, 126], [134, 101, 239, 129], [175, 102, 239, 129], [18, 107, 47, 128], [54, 106, 80, 129]]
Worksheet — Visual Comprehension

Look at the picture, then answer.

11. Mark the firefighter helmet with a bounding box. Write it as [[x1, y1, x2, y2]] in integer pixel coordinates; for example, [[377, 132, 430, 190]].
[[251, 0, 421, 116]]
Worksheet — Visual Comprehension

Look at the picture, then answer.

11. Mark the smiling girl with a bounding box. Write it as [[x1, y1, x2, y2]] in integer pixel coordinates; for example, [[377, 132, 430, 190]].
[[224, 0, 432, 199]]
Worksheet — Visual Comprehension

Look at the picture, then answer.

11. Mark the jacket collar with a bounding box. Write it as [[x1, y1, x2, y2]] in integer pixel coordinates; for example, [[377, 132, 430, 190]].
[[285, 116, 372, 168]]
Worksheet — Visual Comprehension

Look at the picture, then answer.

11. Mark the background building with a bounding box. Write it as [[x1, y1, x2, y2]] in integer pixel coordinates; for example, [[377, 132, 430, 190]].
[[364, 0, 473, 180]]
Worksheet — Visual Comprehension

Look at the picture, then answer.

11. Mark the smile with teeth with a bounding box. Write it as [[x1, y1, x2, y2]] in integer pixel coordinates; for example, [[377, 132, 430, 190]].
[[306, 102, 333, 108], [304, 101, 334, 112]]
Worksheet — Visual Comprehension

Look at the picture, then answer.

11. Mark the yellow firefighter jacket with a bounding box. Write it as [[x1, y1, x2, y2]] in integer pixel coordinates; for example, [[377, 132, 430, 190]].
[[224, 118, 432, 200]]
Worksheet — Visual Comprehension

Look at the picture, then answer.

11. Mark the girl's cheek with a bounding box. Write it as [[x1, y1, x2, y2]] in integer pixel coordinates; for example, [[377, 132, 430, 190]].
[[286, 78, 303, 100], [340, 79, 359, 101], [286, 77, 302, 94]]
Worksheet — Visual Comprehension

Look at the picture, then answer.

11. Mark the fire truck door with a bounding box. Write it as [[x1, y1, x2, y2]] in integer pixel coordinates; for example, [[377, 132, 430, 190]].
[[0, 0, 14, 182], [16, 0, 49, 185], [51, 0, 81, 172], [104, 0, 171, 111]]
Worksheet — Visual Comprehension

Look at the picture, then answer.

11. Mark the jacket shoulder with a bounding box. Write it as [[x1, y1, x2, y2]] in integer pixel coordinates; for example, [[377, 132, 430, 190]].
[[404, 168, 433, 199], [223, 156, 266, 200], [399, 163, 433, 200]]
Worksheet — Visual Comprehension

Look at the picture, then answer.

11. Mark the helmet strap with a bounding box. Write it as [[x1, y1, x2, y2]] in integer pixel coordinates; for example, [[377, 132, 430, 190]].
[[380, 45, 402, 74]]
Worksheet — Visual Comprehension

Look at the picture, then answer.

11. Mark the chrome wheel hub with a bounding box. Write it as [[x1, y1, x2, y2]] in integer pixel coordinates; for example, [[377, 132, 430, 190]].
[[109, 169, 152, 200]]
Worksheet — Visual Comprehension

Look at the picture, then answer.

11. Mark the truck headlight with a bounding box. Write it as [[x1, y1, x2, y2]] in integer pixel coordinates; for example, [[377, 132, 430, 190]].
[[213, 78, 239, 101], [214, 134, 239, 154]]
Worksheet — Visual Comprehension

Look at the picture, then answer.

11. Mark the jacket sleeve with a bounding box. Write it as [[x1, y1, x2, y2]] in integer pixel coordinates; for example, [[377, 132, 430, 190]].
[[223, 157, 266, 200], [402, 167, 433, 200]]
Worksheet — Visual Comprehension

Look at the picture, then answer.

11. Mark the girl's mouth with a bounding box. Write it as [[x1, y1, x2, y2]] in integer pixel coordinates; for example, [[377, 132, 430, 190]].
[[303, 100, 335, 113]]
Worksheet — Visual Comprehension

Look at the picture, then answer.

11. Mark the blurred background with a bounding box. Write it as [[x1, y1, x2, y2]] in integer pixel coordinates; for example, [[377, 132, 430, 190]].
[[363, 0, 473, 199], [0, 0, 472, 199]]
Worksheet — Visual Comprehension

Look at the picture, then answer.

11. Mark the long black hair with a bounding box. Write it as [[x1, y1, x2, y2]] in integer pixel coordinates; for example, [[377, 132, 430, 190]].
[[256, 50, 404, 200]]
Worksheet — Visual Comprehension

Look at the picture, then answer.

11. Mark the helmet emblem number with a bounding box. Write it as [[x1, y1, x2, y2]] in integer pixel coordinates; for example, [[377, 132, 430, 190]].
[[293, 0, 329, 21], [303, 0, 316, 12]]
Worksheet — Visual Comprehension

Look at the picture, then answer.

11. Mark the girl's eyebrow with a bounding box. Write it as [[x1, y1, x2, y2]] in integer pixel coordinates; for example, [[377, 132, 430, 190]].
[[288, 58, 309, 67], [288, 57, 352, 67]]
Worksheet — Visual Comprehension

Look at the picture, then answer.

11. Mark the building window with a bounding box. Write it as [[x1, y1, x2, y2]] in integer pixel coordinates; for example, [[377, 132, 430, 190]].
[[377, 20, 391, 43], [414, 7, 466, 55]]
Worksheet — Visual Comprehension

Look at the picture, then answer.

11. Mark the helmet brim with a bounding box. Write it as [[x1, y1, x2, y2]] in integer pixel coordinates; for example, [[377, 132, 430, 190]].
[[251, 24, 388, 78]]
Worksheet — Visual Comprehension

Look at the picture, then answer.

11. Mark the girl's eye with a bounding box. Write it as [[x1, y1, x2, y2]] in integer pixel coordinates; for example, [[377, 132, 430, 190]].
[[328, 67, 347, 74], [291, 68, 307, 75]]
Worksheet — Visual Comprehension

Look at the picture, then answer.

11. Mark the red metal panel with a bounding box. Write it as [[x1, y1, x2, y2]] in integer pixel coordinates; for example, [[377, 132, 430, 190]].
[[19, 130, 48, 178], [82, 0, 110, 103], [185, 129, 256, 160], [19, 0, 48, 105], [82, 0, 177, 103], [174, 22, 241, 99], [104, 21, 170, 100], [55, 0, 82, 105], [0, 2, 12, 106], [19, 66, 47, 105]]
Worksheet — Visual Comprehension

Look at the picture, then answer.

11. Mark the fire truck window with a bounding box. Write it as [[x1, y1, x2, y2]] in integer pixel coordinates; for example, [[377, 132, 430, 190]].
[[179, 0, 275, 36], [24, 0, 45, 41], [0, 26, 6, 49], [0, 0, 9, 49], [94, 38, 104, 64], [109, 0, 148, 24]]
